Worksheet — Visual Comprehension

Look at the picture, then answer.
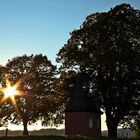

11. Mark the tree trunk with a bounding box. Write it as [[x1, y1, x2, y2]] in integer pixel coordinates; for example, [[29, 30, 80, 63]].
[[106, 111, 118, 137], [5, 128, 8, 136], [23, 120, 28, 136], [107, 121, 118, 137]]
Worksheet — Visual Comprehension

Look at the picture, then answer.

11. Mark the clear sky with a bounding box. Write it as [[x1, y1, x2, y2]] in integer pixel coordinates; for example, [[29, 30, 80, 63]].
[[0, 0, 140, 66]]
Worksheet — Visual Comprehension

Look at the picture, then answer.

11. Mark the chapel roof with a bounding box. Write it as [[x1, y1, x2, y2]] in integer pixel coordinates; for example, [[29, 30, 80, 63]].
[[65, 74, 102, 114]]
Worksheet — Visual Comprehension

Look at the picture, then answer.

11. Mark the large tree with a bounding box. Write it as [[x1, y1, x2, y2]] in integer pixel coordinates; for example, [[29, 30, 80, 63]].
[[57, 3, 140, 137], [0, 54, 64, 135]]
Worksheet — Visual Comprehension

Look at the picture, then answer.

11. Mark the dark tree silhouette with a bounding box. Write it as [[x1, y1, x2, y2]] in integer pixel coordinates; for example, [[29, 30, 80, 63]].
[[57, 4, 140, 137], [0, 54, 64, 135]]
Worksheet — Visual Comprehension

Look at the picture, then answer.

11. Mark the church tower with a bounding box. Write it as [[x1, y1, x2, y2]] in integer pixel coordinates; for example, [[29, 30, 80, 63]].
[[65, 74, 102, 136]]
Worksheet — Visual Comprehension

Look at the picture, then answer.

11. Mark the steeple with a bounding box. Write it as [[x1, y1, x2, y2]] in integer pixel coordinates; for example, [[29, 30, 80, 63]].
[[65, 74, 87, 112], [65, 74, 101, 113]]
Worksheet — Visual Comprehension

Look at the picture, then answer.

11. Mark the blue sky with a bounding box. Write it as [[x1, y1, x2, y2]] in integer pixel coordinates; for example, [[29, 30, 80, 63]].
[[0, 0, 139, 66]]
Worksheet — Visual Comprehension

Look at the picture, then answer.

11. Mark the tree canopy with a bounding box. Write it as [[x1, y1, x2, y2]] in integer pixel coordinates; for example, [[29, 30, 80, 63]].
[[0, 54, 64, 135], [57, 3, 140, 137]]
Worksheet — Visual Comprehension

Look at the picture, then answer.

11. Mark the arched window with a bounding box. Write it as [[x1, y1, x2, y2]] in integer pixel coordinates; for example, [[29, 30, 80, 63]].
[[88, 118, 93, 128]]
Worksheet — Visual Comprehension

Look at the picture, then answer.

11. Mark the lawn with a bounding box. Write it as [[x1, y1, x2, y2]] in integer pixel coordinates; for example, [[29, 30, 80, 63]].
[[0, 136, 139, 140]]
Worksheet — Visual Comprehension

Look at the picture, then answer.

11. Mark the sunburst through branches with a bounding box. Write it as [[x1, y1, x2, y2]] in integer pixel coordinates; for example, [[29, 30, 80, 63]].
[[0, 75, 23, 113]]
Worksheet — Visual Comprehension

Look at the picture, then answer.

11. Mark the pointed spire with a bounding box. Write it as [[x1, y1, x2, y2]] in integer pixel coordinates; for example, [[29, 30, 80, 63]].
[[65, 73, 102, 113]]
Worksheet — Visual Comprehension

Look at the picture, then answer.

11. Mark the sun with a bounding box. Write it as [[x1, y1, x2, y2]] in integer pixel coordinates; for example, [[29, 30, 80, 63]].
[[0, 75, 23, 113], [3, 85, 19, 98]]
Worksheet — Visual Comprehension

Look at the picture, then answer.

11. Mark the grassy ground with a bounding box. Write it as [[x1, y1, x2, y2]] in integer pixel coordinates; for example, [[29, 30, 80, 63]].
[[0, 136, 139, 140]]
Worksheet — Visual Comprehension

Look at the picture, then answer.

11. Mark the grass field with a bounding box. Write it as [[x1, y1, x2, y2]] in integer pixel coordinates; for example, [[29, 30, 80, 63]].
[[0, 129, 139, 140], [0, 136, 139, 140]]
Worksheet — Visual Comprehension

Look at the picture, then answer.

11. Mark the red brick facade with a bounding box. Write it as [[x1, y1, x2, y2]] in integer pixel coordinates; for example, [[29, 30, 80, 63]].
[[65, 112, 101, 136]]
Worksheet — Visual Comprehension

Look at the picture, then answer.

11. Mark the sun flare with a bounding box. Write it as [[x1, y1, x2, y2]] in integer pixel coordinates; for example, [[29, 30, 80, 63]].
[[0, 75, 23, 113], [3, 85, 19, 98]]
